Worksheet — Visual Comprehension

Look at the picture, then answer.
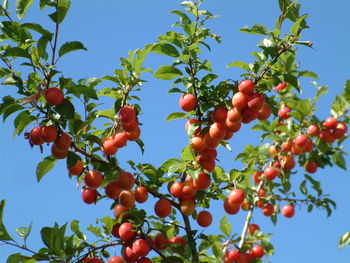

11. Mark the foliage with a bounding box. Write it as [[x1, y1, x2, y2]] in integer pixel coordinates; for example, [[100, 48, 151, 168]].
[[0, 0, 349, 262]]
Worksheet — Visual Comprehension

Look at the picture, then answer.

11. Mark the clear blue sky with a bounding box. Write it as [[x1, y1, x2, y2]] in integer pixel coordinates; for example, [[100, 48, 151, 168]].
[[1, 0, 350, 262]]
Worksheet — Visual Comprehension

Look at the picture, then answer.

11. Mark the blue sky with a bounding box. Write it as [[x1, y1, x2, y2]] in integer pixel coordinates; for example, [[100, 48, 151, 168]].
[[1, 0, 350, 262]]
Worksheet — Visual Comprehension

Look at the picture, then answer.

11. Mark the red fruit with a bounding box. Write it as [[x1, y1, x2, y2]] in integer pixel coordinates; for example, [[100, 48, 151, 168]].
[[154, 199, 172, 218], [137, 258, 152, 263], [291, 143, 303, 155], [55, 132, 71, 151], [154, 233, 168, 250], [263, 166, 278, 181], [45, 87, 64, 106], [227, 107, 242, 123], [294, 134, 308, 147], [223, 130, 234, 140], [123, 245, 138, 263], [113, 204, 129, 219], [83, 257, 104, 263], [108, 256, 123, 263], [121, 118, 139, 132], [191, 135, 205, 152], [324, 117, 338, 129], [203, 132, 219, 149], [302, 139, 314, 152], [40, 125, 58, 142], [282, 204, 295, 218], [262, 203, 274, 216], [132, 239, 150, 257], [211, 106, 227, 122], [225, 118, 242, 132], [247, 93, 265, 111], [241, 200, 251, 211], [256, 200, 264, 208], [105, 181, 122, 199], [102, 136, 118, 156], [238, 79, 255, 95], [274, 82, 287, 92], [200, 148, 217, 161], [253, 171, 263, 184], [281, 140, 293, 152], [193, 172, 211, 190], [29, 127, 44, 145], [251, 245, 264, 258], [113, 132, 128, 148], [232, 92, 250, 110], [242, 107, 259, 123], [179, 93, 197, 112], [278, 106, 291, 119], [185, 119, 200, 134], [111, 224, 120, 238], [119, 106, 136, 123], [209, 122, 226, 140], [227, 250, 239, 262], [169, 236, 186, 248], [180, 199, 195, 216], [119, 190, 135, 209], [68, 159, 84, 175], [237, 253, 253, 263], [126, 127, 141, 141], [51, 144, 68, 159], [257, 103, 272, 120], [84, 170, 103, 188], [248, 224, 260, 235], [305, 161, 318, 173], [196, 211, 212, 227], [170, 181, 183, 198], [199, 158, 216, 172], [307, 124, 319, 137], [281, 155, 295, 170], [82, 188, 98, 204], [117, 172, 135, 190], [229, 189, 245, 204], [182, 180, 197, 198], [119, 222, 135, 242], [224, 198, 240, 215], [335, 121, 348, 134], [319, 129, 335, 143], [135, 186, 148, 203]]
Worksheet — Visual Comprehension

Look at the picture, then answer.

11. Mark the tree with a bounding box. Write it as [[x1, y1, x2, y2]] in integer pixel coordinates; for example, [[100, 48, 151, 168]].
[[0, 0, 349, 262]]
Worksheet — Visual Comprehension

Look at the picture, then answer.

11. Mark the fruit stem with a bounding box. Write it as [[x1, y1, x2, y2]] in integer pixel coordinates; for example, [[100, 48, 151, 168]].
[[238, 181, 264, 249], [181, 213, 200, 263]]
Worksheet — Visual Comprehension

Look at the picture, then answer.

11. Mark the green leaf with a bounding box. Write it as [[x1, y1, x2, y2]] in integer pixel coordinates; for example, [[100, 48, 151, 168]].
[[22, 23, 52, 39], [16, 0, 33, 19], [96, 109, 115, 120], [13, 111, 36, 136], [6, 253, 28, 263], [15, 222, 32, 241], [70, 220, 86, 240], [165, 112, 187, 122], [36, 156, 57, 182], [3, 104, 24, 121], [240, 24, 269, 35], [87, 224, 104, 238], [58, 41, 87, 57], [54, 99, 75, 119], [154, 65, 182, 80], [226, 61, 250, 71], [151, 43, 179, 57], [66, 85, 98, 100], [170, 10, 191, 25], [332, 152, 346, 170], [291, 15, 308, 36], [135, 139, 145, 154], [2, 47, 30, 59], [0, 200, 13, 241], [181, 145, 195, 161], [339, 232, 350, 249], [48, 0, 71, 24], [66, 151, 80, 169], [219, 215, 231, 237]]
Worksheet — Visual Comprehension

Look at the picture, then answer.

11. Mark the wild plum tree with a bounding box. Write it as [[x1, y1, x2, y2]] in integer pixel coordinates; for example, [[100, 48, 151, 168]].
[[0, 0, 349, 262]]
